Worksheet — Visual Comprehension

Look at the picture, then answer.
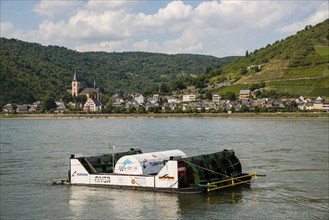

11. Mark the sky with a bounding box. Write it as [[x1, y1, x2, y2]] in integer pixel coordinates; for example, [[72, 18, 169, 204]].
[[1, 0, 328, 57]]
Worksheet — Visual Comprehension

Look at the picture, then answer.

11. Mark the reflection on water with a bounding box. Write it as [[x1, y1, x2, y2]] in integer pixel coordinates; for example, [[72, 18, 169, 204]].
[[69, 185, 252, 219], [69, 186, 181, 219]]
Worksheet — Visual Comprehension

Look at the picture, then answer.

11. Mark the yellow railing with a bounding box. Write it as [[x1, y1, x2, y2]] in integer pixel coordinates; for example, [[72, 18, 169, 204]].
[[207, 172, 258, 192]]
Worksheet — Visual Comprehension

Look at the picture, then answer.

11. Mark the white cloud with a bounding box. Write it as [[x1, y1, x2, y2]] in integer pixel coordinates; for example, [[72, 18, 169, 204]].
[[2, 0, 328, 57], [34, 0, 82, 17], [276, 2, 329, 34], [67, 9, 134, 39], [0, 22, 38, 42], [0, 22, 15, 36], [85, 0, 136, 11], [38, 20, 80, 42], [164, 37, 203, 54], [133, 1, 192, 33], [75, 40, 129, 52], [155, 1, 192, 22], [194, 1, 304, 30], [133, 39, 159, 52]]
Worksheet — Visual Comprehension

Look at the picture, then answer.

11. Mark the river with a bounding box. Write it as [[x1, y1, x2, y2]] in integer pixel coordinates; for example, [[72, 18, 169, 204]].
[[0, 118, 328, 219]]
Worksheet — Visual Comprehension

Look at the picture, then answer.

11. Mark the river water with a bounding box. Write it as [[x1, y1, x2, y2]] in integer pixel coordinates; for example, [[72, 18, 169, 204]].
[[0, 118, 328, 219]]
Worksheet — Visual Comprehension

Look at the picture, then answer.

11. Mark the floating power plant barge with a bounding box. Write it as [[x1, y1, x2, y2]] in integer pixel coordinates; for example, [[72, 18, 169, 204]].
[[59, 148, 258, 193]]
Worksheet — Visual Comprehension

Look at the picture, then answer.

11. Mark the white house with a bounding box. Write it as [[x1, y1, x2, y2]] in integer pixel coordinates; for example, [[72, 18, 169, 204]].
[[183, 94, 196, 102], [2, 103, 17, 113], [212, 94, 221, 102], [134, 94, 145, 105], [167, 96, 181, 104], [150, 94, 160, 104], [55, 100, 68, 113], [313, 96, 323, 110], [83, 98, 103, 112]]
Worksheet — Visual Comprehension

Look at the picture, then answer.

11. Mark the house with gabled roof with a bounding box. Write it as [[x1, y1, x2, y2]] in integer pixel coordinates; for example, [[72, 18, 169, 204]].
[[79, 87, 102, 101], [55, 100, 68, 113], [150, 94, 161, 104], [126, 100, 141, 109], [239, 90, 251, 100], [16, 104, 30, 113], [313, 96, 323, 110], [2, 103, 17, 113], [133, 94, 145, 105], [272, 99, 289, 108], [83, 98, 103, 112]]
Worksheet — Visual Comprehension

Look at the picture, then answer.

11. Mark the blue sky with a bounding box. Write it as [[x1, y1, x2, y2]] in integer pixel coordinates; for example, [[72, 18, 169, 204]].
[[1, 0, 328, 57]]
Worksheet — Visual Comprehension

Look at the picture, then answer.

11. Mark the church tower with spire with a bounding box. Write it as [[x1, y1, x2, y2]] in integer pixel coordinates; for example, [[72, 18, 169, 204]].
[[72, 69, 80, 97]]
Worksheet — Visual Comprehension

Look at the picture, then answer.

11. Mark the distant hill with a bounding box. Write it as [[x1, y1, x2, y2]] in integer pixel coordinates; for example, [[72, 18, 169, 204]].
[[206, 19, 329, 98], [0, 38, 238, 106], [2, 19, 328, 108]]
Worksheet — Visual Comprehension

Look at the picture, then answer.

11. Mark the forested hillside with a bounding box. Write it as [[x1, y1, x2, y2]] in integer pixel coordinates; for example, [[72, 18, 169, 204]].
[[0, 38, 237, 106], [1, 19, 328, 107], [206, 19, 329, 98]]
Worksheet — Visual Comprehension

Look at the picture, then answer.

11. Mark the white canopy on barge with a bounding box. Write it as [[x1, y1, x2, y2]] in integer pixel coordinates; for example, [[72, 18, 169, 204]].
[[114, 150, 187, 175]]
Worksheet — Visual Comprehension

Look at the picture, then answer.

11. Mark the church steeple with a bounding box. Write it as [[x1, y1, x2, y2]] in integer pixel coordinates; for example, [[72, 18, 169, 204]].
[[73, 69, 77, 81], [72, 69, 80, 97]]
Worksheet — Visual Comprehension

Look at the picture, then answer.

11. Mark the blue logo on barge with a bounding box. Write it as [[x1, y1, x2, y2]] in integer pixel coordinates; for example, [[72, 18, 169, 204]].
[[71, 171, 88, 177]]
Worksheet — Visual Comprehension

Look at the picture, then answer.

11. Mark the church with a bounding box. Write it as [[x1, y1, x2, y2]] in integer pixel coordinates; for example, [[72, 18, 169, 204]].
[[71, 70, 103, 112]]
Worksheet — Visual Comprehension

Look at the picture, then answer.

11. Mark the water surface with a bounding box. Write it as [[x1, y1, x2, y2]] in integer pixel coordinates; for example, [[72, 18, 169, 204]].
[[1, 118, 328, 219]]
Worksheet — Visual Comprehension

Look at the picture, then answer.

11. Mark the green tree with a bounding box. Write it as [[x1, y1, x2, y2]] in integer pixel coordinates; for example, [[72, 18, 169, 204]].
[[42, 97, 56, 112], [205, 91, 212, 100], [245, 50, 249, 58], [171, 80, 186, 90], [253, 106, 260, 113], [254, 90, 262, 98], [151, 106, 161, 113], [240, 68, 248, 75], [164, 106, 172, 113], [61, 92, 73, 103], [226, 92, 236, 101], [137, 106, 146, 114], [174, 107, 182, 113], [240, 105, 249, 112], [160, 83, 170, 94], [127, 106, 136, 113], [75, 95, 87, 104], [113, 107, 126, 113]]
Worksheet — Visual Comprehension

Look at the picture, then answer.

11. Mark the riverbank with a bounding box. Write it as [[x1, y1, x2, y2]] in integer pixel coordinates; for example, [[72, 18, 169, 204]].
[[1, 112, 328, 119]]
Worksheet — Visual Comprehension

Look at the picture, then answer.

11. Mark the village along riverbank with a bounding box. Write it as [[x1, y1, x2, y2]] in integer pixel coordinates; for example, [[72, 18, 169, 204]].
[[1, 112, 328, 119]]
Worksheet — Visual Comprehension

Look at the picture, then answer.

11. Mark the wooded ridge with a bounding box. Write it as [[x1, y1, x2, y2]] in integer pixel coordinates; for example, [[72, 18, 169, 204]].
[[0, 37, 237, 106], [0, 19, 328, 108]]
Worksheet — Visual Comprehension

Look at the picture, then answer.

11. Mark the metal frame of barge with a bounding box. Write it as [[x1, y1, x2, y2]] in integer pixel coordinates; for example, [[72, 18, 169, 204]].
[[54, 148, 260, 194]]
